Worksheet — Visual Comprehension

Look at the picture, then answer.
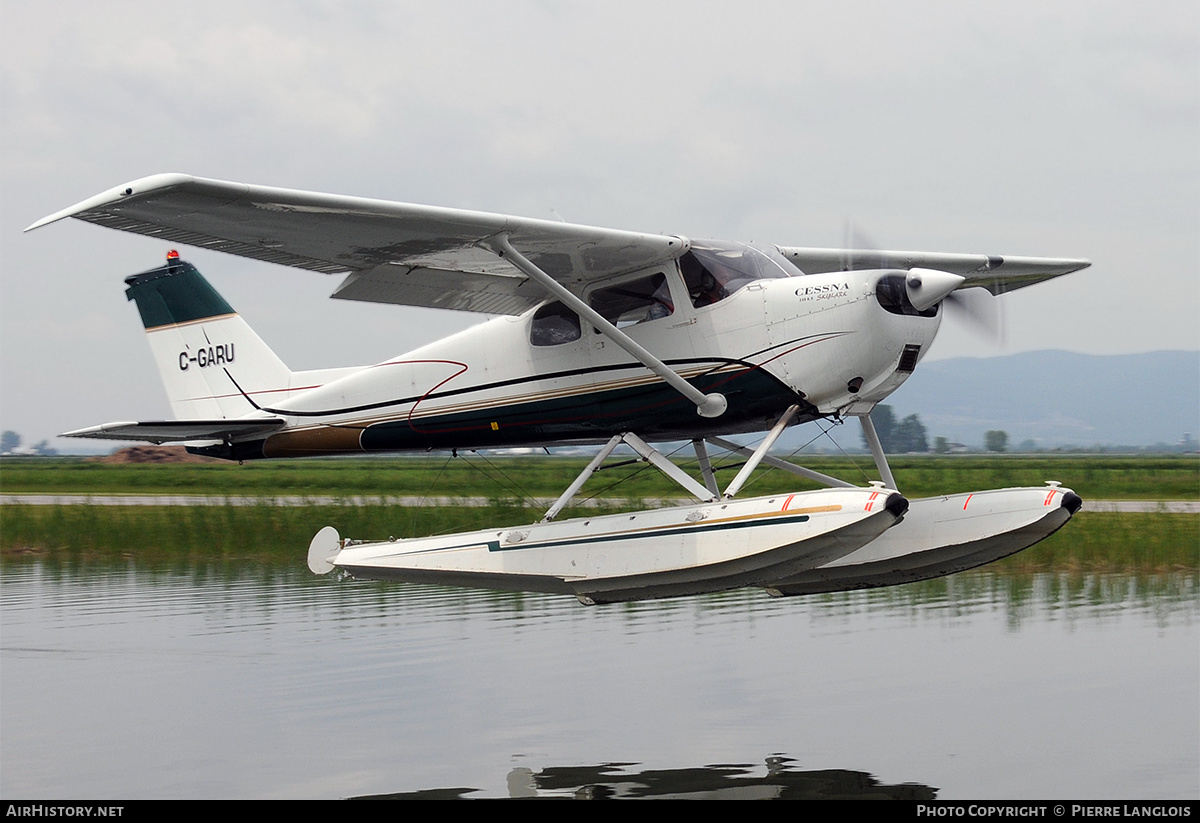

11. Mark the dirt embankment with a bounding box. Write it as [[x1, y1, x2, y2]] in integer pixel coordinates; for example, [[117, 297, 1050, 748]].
[[95, 446, 223, 465]]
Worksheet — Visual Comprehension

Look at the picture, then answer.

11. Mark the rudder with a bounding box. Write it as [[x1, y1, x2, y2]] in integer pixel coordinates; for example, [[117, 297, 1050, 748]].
[[125, 252, 292, 419]]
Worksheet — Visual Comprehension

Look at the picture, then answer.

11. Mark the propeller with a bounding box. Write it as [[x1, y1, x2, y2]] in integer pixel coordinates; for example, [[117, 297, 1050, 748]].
[[904, 267, 1005, 343], [905, 268, 964, 311], [944, 285, 1006, 344], [842, 220, 1007, 343], [841, 220, 884, 271]]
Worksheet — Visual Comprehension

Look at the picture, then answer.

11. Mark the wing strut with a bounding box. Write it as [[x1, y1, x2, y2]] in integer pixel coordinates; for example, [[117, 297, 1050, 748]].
[[487, 233, 727, 418]]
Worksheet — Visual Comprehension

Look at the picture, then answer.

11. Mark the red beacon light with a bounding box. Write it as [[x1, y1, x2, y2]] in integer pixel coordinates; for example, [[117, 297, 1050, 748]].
[[166, 249, 180, 260]]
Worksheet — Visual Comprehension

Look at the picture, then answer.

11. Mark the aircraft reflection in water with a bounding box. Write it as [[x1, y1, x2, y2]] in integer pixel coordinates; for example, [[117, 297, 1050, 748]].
[[31, 174, 1087, 603], [354, 757, 938, 800]]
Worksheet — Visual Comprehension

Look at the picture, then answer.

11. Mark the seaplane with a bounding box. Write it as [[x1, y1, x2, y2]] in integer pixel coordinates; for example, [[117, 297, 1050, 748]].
[[28, 174, 1087, 604]]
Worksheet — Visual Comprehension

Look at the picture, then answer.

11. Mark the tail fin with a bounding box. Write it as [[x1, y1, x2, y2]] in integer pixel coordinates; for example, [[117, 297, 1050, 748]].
[[125, 254, 292, 419]]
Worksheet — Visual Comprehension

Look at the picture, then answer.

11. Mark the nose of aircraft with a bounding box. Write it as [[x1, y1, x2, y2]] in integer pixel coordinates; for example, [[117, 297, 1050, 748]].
[[905, 268, 965, 311]]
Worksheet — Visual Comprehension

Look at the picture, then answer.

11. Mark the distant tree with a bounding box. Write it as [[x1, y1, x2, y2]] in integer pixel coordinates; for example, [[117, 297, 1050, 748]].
[[862, 407, 929, 453], [0, 431, 19, 453], [863, 405, 896, 452], [31, 440, 57, 456], [894, 414, 929, 453], [1017, 439, 1037, 453], [933, 436, 950, 454], [985, 430, 1009, 453]]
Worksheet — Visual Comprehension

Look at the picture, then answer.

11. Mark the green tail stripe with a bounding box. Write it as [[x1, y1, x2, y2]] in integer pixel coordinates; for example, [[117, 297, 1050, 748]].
[[124, 260, 234, 329]]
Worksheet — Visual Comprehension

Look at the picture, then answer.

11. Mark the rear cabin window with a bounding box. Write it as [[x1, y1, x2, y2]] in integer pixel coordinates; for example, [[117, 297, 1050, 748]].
[[530, 301, 582, 346], [588, 272, 674, 329]]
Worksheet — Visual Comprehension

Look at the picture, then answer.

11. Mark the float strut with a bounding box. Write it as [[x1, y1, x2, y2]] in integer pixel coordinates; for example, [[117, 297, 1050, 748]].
[[692, 439, 720, 497], [722, 405, 800, 499], [707, 436, 855, 489], [542, 435, 624, 522], [859, 414, 899, 490]]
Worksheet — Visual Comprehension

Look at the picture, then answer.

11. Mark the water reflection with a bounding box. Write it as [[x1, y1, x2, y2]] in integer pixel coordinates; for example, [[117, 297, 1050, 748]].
[[2, 558, 1196, 799], [358, 757, 939, 800], [12, 555, 1196, 618], [800, 572, 1198, 631]]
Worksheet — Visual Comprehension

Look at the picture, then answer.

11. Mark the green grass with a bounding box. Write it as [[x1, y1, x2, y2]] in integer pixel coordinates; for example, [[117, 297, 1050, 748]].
[[2, 454, 1197, 500], [2, 504, 1195, 574], [991, 511, 1198, 572], [0, 503, 537, 565], [3, 455, 1196, 576]]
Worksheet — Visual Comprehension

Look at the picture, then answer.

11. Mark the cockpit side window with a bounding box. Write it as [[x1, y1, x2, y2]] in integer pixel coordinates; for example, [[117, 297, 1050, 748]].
[[680, 242, 794, 308], [530, 301, 582, 346], [588, 272, 674, 329]]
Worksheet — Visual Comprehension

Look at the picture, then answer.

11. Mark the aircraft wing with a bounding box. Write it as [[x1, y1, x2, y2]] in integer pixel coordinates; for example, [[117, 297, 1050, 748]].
[[61, 418, 287, 444], [777, 247, 1090, 294], [27, 174, 686, 316]]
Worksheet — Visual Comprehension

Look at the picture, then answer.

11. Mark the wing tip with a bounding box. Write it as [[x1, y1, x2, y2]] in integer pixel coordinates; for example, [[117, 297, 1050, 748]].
[[25, 173, 198, 233], [60, 422, 140, 438]]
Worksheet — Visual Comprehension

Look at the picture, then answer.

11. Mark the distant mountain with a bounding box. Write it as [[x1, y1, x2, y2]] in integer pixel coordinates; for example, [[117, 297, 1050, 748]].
[[881, 350, 1199, 449]]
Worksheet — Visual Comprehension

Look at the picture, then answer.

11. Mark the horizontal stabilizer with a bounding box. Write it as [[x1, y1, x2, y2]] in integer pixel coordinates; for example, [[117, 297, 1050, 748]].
[[61, 418, 286, 444]]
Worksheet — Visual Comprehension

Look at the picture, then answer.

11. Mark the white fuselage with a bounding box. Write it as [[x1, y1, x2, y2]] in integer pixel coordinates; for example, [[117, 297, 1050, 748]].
[[248, 265, 941, 457]]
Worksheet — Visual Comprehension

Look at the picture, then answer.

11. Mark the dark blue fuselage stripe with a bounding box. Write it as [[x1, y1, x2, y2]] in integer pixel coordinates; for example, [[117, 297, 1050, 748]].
[[344, 512, 818, 565], [260, 332, 842, 419], [485, 512, 813, 553]]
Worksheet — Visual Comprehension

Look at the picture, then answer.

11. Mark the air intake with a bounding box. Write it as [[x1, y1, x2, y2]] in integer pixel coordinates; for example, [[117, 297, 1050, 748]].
[[897, 344, 921, 373]]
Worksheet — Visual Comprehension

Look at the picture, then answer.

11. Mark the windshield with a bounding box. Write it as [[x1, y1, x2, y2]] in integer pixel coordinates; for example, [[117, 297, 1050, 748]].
[[679, 240, 797, 307]]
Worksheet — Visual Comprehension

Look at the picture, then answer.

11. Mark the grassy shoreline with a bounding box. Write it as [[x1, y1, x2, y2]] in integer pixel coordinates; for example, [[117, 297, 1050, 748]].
[[2, 454, 1198, 500], [2, 504, 1196, 574], [2, 455, 1195, 574]]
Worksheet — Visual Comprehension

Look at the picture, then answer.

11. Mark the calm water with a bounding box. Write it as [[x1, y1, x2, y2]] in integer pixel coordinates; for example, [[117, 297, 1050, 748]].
[[1, 560, 1196, 799]]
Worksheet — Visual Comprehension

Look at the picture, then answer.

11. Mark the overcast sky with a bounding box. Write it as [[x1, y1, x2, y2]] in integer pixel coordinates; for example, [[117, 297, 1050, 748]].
[[2, 1, 1196, 447]]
